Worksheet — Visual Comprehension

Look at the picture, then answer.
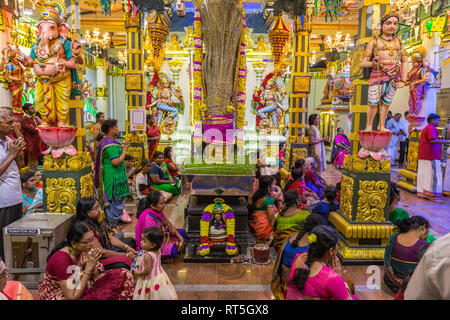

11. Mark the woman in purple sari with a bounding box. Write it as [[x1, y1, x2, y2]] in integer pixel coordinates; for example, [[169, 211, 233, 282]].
[[331, 128, 351, 168], [135, 190, 186, 263]]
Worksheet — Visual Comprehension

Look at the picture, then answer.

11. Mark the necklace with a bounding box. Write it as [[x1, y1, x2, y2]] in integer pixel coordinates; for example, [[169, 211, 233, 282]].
[[35, 38, 65, 69], [378, 37, 398, 57]]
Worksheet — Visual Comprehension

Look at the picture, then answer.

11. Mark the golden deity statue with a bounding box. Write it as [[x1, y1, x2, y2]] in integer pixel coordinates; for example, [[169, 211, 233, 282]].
[[167, 34, 182, 51], [255, 35, 268, 52], [182, 26, 194, 49]]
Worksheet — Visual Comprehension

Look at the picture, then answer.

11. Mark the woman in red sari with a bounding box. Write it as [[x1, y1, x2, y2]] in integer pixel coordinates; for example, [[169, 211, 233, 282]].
[[38, 221, 135, 300], [146, 114, 160, 161]]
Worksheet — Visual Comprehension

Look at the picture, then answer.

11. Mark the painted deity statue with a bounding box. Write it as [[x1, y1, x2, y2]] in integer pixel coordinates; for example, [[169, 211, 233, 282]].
[[147, 72, 184, 131], [407, 46, 430, 117], [30, 0, 84, 127], [0, 40, 34, 114], [252, 71, 288, 131], [361, 12, 409, 132]]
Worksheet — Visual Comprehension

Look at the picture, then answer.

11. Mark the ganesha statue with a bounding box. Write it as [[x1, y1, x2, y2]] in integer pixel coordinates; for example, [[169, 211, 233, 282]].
[[31, 0, 84, 127], [252, 71, 288, 132], [28, 0, 85, 158], [0, 34, 34, 115], [146, 71, 184, 136]]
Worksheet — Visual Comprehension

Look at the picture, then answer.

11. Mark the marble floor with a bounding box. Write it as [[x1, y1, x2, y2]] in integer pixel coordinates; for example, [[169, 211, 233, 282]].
[[117, 165, 450, 301]]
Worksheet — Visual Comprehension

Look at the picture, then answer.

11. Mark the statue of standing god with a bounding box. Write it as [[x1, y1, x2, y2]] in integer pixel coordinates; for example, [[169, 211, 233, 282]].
[[30, 0, 84, 127], [361, 12, 409, 132]]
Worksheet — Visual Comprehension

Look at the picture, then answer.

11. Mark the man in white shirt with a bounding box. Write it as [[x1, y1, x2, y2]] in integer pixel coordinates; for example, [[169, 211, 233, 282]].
[[0, 107, 26, 260], [386, 113, 405, 165], [399, 111, 410, 167]]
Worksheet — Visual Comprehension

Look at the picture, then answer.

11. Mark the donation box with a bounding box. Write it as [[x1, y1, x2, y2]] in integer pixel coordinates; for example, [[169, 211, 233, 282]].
[[3, 212, 74, 289]]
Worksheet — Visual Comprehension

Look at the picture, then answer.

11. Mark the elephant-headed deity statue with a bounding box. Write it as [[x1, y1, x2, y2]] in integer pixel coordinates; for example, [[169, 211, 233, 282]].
[[252, 71, 288, 133], [0, 39, 34, 115], [146, 71, 184, 136], [31, 0, 84, 127]]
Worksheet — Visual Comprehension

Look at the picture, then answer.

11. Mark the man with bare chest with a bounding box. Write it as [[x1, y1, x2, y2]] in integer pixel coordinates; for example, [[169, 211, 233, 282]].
[[361, 12, 409, 132]]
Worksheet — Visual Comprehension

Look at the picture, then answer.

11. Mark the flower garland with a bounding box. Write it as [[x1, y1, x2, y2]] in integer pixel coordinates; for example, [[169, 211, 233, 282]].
[[192, 8, 203, 123], [198, 198, 238, 257], [236, 0, 246, 130]]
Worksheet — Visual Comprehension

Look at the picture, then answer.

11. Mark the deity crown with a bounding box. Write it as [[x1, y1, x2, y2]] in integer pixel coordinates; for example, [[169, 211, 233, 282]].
[[40, 0, 67, 25], [380, 11, 400, 25]]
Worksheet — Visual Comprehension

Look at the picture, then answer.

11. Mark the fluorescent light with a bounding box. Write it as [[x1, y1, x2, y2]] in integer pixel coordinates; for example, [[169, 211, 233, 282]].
[[24, 9, 33, 16]]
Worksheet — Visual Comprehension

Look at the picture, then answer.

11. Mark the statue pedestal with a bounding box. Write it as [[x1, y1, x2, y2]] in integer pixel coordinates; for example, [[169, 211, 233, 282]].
[[329, 155, 396, 264], [42, 152, 93, 213], [42, 100, 93, 213], [397, 130, 421, 193]]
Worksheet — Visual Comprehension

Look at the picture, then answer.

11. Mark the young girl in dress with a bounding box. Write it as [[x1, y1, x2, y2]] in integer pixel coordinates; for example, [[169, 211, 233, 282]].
[[132, 226, 178, 300]]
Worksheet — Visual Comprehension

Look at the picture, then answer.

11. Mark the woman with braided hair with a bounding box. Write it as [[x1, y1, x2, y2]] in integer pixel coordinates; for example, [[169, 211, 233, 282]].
[[285, 225, 358, 300]]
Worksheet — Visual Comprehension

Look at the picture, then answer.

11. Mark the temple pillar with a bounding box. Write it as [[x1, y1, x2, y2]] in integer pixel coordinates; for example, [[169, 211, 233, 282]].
[[330, 0, 396, 264], [96, 60, 108, 115], [286, 14, 311, 169], [124, 9, 147, 170]]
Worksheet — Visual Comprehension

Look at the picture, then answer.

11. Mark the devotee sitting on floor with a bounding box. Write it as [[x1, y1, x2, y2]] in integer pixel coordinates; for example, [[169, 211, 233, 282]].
[[285, 225, 358, 300], [311, 185, 338, 225], [284, 168, 318, 207], [404, 232, 450, 300], [163, 146, 180, 177], [331, 128, 350, 169], [0, 259, 33, 300], [149, 151, 181, 197], [135, 159, 172, 217], [21, 170, 43, 217], [417, 113, 450, 202], [94, 119, 130, 228], [273, 190, 311, 252], [271, 214, 322, 300], [34, 169, 43, 189], [384, 214, 430, 293], [135, 190, 186, 263], [125, 155, 138, 204], [38, 221, 135, 300], [74, 197, 137, 271], [394, 242, 430, 300], [250, 175, 277, 244], [304, 157, 327, 199]]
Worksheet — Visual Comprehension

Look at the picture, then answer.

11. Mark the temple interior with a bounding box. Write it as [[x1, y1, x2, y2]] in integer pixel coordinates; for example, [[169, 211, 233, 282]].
[[1, 0, 450, 302]]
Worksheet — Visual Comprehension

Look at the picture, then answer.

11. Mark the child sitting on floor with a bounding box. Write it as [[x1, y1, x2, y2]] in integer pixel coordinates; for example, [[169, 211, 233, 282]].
[[132, 226, 178, 300]]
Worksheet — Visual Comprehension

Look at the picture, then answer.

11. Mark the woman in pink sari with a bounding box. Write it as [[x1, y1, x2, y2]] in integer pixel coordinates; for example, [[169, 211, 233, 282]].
[[331, 128, 351, 168], [135, 190, 186, 263], [286, 225, 358, 300]]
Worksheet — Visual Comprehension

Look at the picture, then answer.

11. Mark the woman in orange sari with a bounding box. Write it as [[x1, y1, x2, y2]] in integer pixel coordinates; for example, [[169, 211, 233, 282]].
[[146, 114, 160, 161], [250, 175, 277, 243]]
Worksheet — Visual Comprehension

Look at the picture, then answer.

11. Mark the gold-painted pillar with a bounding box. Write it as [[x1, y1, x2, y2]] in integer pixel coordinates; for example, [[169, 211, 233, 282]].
[[124, 9, 148, 169], [330, 0, 396, 264], [287, 14, 311, 168], [397, 130, 421, 192]]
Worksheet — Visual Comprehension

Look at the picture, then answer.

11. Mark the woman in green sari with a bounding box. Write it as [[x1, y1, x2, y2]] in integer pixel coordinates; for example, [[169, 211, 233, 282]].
[[273, 190, 310, 253], [149, 151, 181, 196]]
